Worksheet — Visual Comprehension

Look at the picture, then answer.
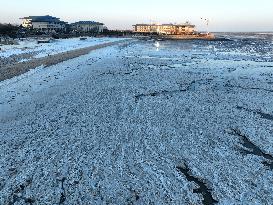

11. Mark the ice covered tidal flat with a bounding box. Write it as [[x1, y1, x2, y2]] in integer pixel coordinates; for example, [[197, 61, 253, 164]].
[[0, 34, 273, 204]]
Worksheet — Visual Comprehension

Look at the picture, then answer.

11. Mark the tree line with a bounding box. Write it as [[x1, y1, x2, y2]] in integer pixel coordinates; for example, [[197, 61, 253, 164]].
[[0, 24, 19, 37]]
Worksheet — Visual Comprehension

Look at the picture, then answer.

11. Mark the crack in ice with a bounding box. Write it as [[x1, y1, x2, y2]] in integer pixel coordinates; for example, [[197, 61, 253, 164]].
[[229, 128, 273, 170], [176, 164, 218, 205], [237, 106, 273, 121]]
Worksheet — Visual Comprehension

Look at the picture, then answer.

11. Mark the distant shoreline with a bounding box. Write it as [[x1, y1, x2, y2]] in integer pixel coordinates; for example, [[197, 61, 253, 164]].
[[212, 32, 273, 34]]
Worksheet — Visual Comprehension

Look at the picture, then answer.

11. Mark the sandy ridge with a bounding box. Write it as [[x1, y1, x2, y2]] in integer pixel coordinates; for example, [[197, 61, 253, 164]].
[[0, 39, 129, 82]]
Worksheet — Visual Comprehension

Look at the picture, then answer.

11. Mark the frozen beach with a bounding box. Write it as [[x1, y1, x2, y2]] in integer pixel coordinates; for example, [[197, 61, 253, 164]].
[[0, 37, 128, 81], [0, 34, 273, 204], [0, 37, 125, 68], [0, 37, 124, 58]]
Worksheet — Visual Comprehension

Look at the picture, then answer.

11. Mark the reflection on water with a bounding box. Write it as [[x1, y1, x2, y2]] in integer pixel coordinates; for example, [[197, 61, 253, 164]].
[[146, 33, 273, 62]]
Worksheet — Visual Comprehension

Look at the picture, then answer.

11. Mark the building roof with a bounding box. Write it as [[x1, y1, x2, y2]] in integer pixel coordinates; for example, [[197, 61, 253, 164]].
[[72, 21, 104, 25], [20, 15, 67, 24]]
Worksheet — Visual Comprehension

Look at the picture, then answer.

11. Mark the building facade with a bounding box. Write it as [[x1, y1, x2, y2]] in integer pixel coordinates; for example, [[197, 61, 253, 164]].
[[20, 15, 67, 33], [71, 21, 104, 33], [133, 23, 196, 35]]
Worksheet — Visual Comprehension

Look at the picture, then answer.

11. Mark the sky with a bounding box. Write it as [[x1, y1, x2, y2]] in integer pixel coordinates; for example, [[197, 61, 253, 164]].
[[0, 0, 273, 32]]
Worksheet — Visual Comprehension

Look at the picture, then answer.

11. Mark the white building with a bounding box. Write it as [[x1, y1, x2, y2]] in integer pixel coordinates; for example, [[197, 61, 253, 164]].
[[71, 21, 104, 33], [20, 15, 67, 33], [133, 23, 196, 35]]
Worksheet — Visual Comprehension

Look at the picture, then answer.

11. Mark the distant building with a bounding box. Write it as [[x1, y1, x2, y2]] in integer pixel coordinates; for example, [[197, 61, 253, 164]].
[[71, 21, 104, 33], [132, 23, 196, 35], [20, 15, 67, 33]]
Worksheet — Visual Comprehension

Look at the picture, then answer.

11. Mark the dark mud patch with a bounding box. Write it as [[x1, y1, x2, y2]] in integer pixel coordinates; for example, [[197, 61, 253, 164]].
[[135, 89, 187, 102], [126, 189, 140, 204], [184, 79, 213, 91], [135, 79, 213, 102], [225, 84, 273, 93], [176, 164, 218, 205], [58, 177, 67, 205], [237, 106, 273, 121], [229, 128, 273, 170], [7, 179, 35, 205], [99, 70, 133, 76]]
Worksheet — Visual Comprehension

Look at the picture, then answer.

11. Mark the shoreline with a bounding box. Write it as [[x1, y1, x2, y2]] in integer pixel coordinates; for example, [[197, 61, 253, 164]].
[[0, 39, 130, 82], [159, 34, 215, 40]]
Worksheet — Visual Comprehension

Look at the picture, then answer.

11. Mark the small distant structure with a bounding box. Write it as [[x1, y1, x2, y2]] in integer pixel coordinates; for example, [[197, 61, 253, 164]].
[[79, 37, 88, 40], [20, 15, 67, 33], [37, 38, 51, 44], [132, 23, 196, 35], [71, 21, 104, 33]]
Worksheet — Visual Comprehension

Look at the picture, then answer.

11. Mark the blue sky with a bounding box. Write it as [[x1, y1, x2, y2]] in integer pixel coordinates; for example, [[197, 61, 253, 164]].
[[1, 0, 273, 31]]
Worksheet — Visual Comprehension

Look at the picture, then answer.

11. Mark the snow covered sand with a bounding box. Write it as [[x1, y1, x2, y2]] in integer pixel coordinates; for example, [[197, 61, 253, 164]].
[[0, 34, 273, 204], [0, 38, 130, 81], [0, 37, 126, 67]]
